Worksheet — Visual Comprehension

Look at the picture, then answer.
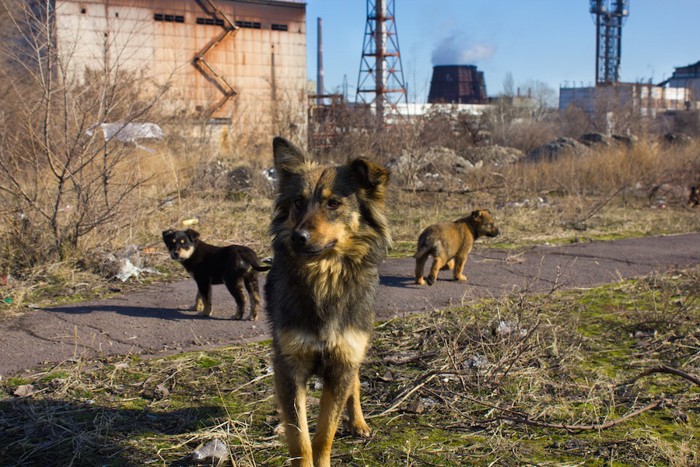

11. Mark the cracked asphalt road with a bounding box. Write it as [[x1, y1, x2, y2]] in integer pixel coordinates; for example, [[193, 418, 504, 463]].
[[1, 233, 698, 376]]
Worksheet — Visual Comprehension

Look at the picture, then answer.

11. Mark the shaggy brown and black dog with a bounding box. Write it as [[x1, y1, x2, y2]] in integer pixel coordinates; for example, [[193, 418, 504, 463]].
[[414, 209, 499, 285], [264, 137, 391, 467]]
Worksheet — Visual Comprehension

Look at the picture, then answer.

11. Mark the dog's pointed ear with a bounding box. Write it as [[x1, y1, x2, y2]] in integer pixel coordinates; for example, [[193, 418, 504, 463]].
[[471, 210, 483, 220], [185, 229, 200, 242], [273, 137, 306, 175], [162, 229, 174, 242], [350, 158, 390, 189]]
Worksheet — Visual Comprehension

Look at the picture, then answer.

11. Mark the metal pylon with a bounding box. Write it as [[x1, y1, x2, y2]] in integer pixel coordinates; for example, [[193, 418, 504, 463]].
[[355, 0, 408, 127], [590, 0, 629, 85]]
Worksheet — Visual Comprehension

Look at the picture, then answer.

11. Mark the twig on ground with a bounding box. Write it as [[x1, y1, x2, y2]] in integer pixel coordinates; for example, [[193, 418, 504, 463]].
[[497, 398, 666, 432], [619, 365, 700, 387], [574, 185, 628, 224]]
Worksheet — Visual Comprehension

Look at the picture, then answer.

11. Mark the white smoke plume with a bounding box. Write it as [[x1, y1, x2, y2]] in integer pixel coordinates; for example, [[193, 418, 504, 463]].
[[431, 32, 496, 66]]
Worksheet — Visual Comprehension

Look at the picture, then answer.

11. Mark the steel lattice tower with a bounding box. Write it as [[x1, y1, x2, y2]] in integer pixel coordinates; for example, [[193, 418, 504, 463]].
[[356, 0, 408, 127], [590, 0, 629, 85]]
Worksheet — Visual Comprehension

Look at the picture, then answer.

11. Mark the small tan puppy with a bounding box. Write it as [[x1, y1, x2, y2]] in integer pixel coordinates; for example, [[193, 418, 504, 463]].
[[414, 209, 499, 285]]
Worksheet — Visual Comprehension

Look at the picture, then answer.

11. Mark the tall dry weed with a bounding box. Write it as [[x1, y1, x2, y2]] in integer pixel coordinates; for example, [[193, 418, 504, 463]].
[[503, 140, 699, 198]]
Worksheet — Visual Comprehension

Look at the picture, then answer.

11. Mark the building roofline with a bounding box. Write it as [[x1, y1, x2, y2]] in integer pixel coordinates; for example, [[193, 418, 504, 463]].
[[222, 0, 305, 8]]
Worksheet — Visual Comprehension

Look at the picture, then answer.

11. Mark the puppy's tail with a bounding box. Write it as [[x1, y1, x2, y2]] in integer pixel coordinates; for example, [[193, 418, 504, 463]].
[[251, 262, 271, 272], [251, 256, 272, 272], [413, 233, 432, 258], [413, 245, 430, 259], [241, 251, 272, 272]]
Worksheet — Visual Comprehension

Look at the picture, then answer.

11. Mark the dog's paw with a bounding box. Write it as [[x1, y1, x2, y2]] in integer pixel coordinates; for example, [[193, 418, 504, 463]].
[[456, 274, 467, 282], [348, 420, 372, 438], [426, 276, 435, 286], [415, 276, 426, 285], [232, 312, 244, 320]]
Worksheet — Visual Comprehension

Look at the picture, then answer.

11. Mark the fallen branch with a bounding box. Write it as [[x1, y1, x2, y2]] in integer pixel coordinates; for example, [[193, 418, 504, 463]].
[[620, 365, 700, 387], [574, 184, 628, 224], [370, 367, 677, 433], [370, 370, 450, 418], [496, 398, 666, 432]]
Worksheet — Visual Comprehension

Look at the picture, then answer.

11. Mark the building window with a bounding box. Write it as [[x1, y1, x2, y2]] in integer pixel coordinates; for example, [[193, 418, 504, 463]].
[[80, 7, 86, 14], [154, 13, 185, 23], [196, 17, 224, 26], [271, 23, 288, 31], [235, 20, 261, 29]]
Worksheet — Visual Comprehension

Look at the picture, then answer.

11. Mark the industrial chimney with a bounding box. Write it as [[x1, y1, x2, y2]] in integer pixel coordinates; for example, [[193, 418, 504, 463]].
[[427, 65, 487, 104], [317, 17, 324, 105]]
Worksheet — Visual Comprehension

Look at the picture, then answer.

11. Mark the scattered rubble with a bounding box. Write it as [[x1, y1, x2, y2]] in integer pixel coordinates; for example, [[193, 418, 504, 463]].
[[13, 384, 35, 397], [387, 145, 522, 190], [579, 132, 637, 148], [459, 145, 524, 166], [662, 132, 692, 146], [524, 137, 589, 163], [101, 245, 158, 282], [494, 320, 528, 337], [192, 439, 228, 463]]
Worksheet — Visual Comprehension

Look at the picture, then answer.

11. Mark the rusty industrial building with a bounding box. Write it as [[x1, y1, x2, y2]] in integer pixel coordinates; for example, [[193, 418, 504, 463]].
[[48, 0, 307, 145], [427, 65, 488, 105]]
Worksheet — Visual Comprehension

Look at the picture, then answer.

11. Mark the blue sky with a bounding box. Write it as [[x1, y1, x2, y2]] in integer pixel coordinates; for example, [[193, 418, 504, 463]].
[[305, 1, 700, 103]]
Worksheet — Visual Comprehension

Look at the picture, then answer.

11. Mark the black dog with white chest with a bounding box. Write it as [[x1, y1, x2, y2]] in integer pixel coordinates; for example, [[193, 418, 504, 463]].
[[162, 229, 270, 320]]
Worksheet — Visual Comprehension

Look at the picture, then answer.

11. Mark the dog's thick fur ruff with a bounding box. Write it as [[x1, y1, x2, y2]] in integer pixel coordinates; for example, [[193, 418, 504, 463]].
[[265, 137, 391, 467], [413, 209, 499, 285], [162, 229, 269, 319]]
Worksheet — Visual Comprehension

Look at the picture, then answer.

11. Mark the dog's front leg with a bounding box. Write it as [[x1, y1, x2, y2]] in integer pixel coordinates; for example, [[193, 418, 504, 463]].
[[345, 369, 371, 437], [453, 254, 468, 281], [275, 362, 313, 467], [196, 280, 213, 316], [193, 291, 204, 312], [312, 366, 356, 467]]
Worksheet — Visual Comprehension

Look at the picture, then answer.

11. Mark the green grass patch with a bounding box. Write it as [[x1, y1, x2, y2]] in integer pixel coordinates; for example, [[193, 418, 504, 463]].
[[1, 267, 698, 465]]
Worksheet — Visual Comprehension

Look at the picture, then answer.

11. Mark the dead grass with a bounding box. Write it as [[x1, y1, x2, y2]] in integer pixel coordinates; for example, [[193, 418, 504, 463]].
[[1, 267, 698, 465], [3, 137, 700, 315]]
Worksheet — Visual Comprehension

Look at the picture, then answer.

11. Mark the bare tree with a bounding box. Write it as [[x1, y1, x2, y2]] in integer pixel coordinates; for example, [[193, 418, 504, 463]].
[[0, 0, 170, 271]]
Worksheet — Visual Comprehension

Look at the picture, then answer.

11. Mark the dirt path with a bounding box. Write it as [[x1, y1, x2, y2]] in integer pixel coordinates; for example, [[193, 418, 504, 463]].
[[1, 233, 699, 376]]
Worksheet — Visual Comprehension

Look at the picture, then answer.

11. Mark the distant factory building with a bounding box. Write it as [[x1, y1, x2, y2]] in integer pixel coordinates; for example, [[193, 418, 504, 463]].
[[559, 83, 690, 117], [46, 0, 307, 143], [660, 60, 700, 104], [427, 65, 488, 105]]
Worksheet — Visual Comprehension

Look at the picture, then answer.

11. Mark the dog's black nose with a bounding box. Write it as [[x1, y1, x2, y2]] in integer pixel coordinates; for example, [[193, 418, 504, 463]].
[[292, 230, 310, 245]]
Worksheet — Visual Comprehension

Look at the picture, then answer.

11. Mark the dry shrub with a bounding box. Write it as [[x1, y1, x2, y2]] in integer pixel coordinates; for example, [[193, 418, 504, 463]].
[[502, 139, 699, 199]]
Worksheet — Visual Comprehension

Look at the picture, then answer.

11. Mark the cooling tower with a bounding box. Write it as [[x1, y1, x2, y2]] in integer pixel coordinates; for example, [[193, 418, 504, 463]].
[[427, 65, 487, 104]]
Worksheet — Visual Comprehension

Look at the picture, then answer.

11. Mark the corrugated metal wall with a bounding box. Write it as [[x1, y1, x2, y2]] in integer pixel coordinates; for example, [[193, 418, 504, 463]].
[[54, 0, 307, 144]]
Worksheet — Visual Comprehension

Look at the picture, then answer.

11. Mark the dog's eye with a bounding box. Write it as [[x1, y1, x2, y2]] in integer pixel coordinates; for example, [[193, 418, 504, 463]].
[[293, 198, 305, 210], [326, 199, 341, 210]]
